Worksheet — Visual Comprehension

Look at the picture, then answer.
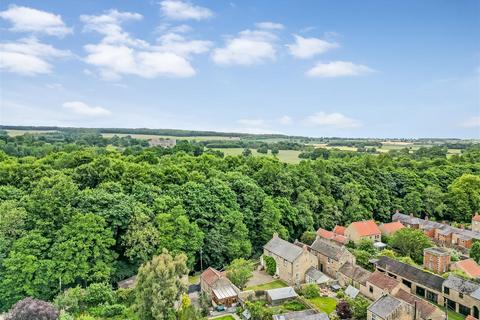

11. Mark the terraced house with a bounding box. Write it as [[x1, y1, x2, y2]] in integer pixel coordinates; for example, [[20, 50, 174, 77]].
[[442, 274, 480, 318], [309, 237, 355, 278]]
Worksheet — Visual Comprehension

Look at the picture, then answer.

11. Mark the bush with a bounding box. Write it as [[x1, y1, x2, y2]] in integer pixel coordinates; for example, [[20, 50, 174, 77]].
[[115, 288, 135, 306], [282, 300, 305, 311], [336, 300, 352, 319], [84, 283, 115, 307], [89, 304, 126, 317], [299, 284, 320, 299], [55, 287, 86, 314], [6, 297, 59, 320], [263, 256, 276, 276]]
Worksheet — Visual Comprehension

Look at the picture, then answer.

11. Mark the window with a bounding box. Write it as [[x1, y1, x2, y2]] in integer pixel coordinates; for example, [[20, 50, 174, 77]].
[[402, 279, 412, 288], [416, 286, 426, 297], [443, 287, 450, 295], [426, 291, 437, 303], [445, 299, 456, 312], [459, 293, 463, 299], [458, 304, 471, 317], [369, 286, 373, 293]]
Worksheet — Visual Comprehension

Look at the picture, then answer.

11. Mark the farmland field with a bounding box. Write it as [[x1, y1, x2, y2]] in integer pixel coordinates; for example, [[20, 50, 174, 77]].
[[6, 129, 58, 136]]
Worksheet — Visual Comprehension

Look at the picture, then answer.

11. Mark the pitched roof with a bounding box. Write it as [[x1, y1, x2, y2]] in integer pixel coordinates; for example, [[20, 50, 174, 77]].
[[379, 221, 404, 234], [473, 213, 480, 222], [273, 310, 329, 320], [333, 225, 346, 235], [348, 220, 381, 236], [201, 267, 223, 286], [264, 235, 304, 263], [306, 267, 331, 283], [367, 271, 400, 291], [443, 274, 480, 296], [394, 289, 437, 319], [368, 295, 406, 319], [310, 238, 345, 260], [338, 262, 371, 286], [374, 256, 444, 292], [117, 275, 137, 289], [332, 234, 348, 244], [456, 258, 480, 278], [317, 228, 334, 239], [345, 285, 359, 299], [266, 286, 298, 301]]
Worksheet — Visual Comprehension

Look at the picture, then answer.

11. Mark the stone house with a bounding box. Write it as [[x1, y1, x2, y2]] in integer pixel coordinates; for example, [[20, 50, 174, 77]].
[[362, 270, 403, 301], [309, 237, 355, 278], [374, 256, 444, 305], [472, 214, 480, 233], [262, 234, 317, 285], [337, 261, 371, 290], [393, 289, 444, 320], [345, 220, 382, 244], [442, 274, 480, 318], [451, 258, 480, 279], [367, 294, 413, 320], [316, 227, 348, 245], [379, 221, 405, 236]]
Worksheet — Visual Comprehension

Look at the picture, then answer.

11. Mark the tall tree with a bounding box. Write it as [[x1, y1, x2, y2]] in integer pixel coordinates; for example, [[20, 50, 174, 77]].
[[390, 228, 432, 263], [226, 258, 254, 290], [135, 251, 188, 320]]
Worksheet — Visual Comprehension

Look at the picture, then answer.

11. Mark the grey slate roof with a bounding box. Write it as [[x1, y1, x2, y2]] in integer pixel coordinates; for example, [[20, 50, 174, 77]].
[[345, 285, 359, 299], [374, 256, 444, 292], [273, 310, 329, 320], [310, 238, 344, 260], [266, 286, 298, 301], [443, 274, 480, 297], [338, 262, 371, 286], [392, 212, 480, 241], [264, 236, 304, 263], [306, 267, 331, 283], [368, 295, 405, 319]]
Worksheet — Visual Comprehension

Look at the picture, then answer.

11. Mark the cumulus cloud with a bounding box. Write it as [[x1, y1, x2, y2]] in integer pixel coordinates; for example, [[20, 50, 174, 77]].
[[160, 0, 213, 20], [63, 101, 111, 116], [255, 22, 284, 30], [0, 37, 71, 75], [306, 61, 375, 77], [81, 10, 210, 79], [307, 112, 360, 128], [0, 5, 72, 37], [212, 28, 278, 66], [287, 34, 338, 59], [461, 116, 480, 128]]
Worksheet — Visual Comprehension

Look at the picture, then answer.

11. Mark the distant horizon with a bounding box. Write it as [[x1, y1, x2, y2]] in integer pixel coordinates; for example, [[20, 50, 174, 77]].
[[2, 124, 479, 141], [1, 0, 479, 138]]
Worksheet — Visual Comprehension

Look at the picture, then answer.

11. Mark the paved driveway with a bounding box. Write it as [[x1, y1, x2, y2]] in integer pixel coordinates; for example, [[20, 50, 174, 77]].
[[245, 270, 275, 288]]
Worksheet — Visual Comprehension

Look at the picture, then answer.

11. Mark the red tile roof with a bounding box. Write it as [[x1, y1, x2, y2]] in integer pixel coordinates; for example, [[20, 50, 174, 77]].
[[333, 234, 348, 244], [201, 267, 223, 286], [367, 271, 400, 291], [333, 225, 346, 235], [473, 213, 480, 222], [380, 221, 405, 234], [317, 228, 334, 239], [454, 258, 480, 278], [349, 220, 381, 237]]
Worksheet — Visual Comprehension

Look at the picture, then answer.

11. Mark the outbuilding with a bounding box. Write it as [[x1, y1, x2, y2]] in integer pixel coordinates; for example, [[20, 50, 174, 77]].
[[266, 287, 298, 306]]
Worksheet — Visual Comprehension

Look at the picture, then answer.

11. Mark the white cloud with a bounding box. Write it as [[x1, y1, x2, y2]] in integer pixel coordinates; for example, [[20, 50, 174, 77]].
[[307, 112, 360, 128], [80, 10, 146, 47], [0, 37, 71, 75], [287, 34, 338, 59], [160, 0, 213, 20], [278, 115, 292, 125], [212, 28, 277, 66], [306, 61, 375, 77], [63, 101, 111, 116], [461, 116, 480, 128], [81, 10, 209, 79], [0, 5, 72, 37], [156, 33, 212, 58], [255, 22, 284, 30]]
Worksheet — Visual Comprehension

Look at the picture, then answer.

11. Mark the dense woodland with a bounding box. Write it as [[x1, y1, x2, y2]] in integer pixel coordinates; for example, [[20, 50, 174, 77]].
[[0, 131, 479, 313]]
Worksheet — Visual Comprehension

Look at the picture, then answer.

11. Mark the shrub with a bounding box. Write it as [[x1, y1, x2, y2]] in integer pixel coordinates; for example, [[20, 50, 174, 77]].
[[115, 288, 135, 306], [335, 300, 352, 319], [84, 283, 115, 307], [299, 284, 320, 299], [54, 287, 86, 314], [264, 256, 276, 276], [6, 297, 59, 320], [282, 300, 305, 311], [89, 304, 126, 317]]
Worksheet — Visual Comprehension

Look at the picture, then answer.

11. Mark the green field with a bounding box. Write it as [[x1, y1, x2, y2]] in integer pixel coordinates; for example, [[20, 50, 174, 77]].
[[245, 280, 287, 291], [101, 133, 240, 141], [307, 296, 337, 314], [212, 148, 302, 164]]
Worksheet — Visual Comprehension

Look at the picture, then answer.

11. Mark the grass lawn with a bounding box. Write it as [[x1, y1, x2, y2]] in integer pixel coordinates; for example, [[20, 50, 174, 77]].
[[208, 316, 236, 320], [446, 311, 466, 320], [245, 280, 287, 291], [188, 274, 200, 285], [307, 296, 337, 314]]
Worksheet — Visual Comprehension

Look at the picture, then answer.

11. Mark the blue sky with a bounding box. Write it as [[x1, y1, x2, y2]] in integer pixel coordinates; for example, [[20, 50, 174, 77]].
[[0, 0, 479, 138]]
